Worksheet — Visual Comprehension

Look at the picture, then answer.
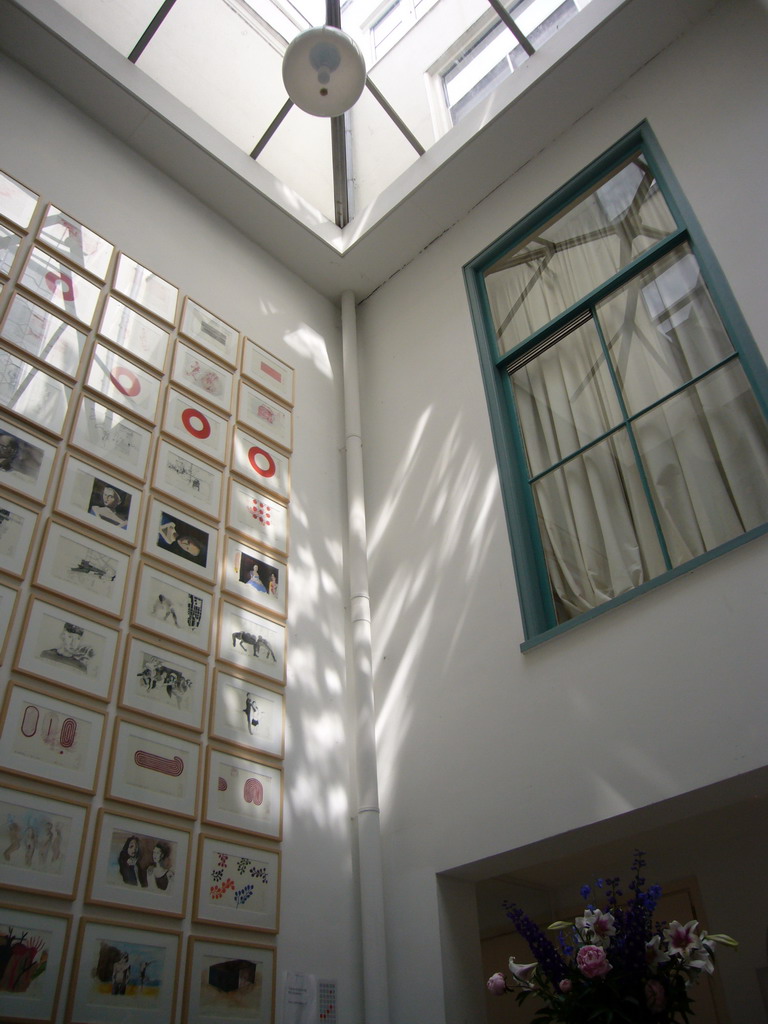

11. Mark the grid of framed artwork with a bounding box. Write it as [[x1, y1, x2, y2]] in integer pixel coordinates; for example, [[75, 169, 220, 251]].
[[0, 168, 293, 1024]]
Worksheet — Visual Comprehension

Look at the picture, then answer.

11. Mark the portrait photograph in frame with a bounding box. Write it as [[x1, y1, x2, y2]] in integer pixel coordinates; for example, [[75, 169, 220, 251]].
[[0, 292, 87, 378], [171, 339, 233, 411], [99, 295, 170, 372], [210, 671, 284, 759], [67, 917, 180, 1024], [56, 453, 142, 544], [152, 438, 223, 516], [232, 427, 290, 502], [34, 520, 130, 619], [86, 342, 161, 423], [218, 600, 286, 685], [180, 297, 239, 367], [107, 719, 200, 819], [121, 634, 207, 732], [163, 387, 228, 464], [15, 596, 119, 701], [87, 809, 191, 918], [0, 224, 22, 277], [223, 536, 287, 619], [0, 347, 72, 435], [242, 340, 294, 406], [113, 252, 179, 324], [203, 746, 282, 840], [227, 478, 288, 556], [194, 834, 280, 933], [0, 784, 88, 899], [132, 563, 213, 653], [238, 381, 292, 452], [184, 936, 275, 1024], [0, 492, 38, 577], [0, 683, 105, 793], [0, 903, 71, 1024], [144, 497, 218, 584], [70, 395, 152, 481], [0, 415, 57, 502], [19, 246, 101, 326], [0, 169, 38, 229], [0, 583, 18, 664], [37, 204, 114, 280]]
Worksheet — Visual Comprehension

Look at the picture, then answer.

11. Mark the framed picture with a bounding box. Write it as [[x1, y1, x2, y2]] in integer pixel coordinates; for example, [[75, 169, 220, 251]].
[[0, 416, 56, 502], [227, 479, 288, 556], [203, 746, 282, 840], [0, 169, 38, 228], [152, 438, 223, 516], [218, 601, 286, 685], [210, 672, 284, 759], [144, 497, 218, 584], [194, 834, 280, 932], [37, 205, 114, 280], [238, 381, 292, 452], [67, 917, 180, 1024], [163, 387, 228, 464], [232, 427, 290, 502], [0, 493, 38, 577], [113, 253, 178, 324], [0, 683, 105, 793], [121, 635, 207, 732], [184, 936, 275, 1024], [87, 810, 191, 917], [180, 298, 239, 366], [34, 520, 130, 618], [0, 224, 22, 277], [132, 563, 213, 653], [107, 719, 200, 819], [99, 296, 170, 372], [0, 784, 88, 899], [243, 339, 295, 406], [55, 453, 143, 544], [0, 903, 71, 1023], [0, 293, 87, 378], [19, 246, 101, 326], [0, 348, 72, 435], [222, 536, 287, 619], [0, 583, 18, 664], [86, 342, 161, 423], [15, 596, 119, 700], [171, 340, 234, 411], [70, 395, 152, 481]]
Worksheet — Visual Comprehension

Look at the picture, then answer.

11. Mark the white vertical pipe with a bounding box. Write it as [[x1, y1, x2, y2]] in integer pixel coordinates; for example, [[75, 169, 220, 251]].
[[341, 289, 391, 1024]]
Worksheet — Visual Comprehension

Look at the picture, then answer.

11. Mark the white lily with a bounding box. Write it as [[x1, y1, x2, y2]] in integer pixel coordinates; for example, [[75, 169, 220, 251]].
[[508, 957, 538, 988]]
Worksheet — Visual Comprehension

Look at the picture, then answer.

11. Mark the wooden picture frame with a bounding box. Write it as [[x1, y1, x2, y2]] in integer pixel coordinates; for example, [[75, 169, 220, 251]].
[[34, 520, 130, 618], [180, 298, 239, 367], [171, 339, 234, 411], [67, 917, 180, 1024], [218, 601, 286, 685], [163, 387, 228, 464], [222, 536, 287, 619], [232, 426, 290, 502], [184, 936, 275, 1024], [121, 635, 207, 732], [210, 671, 284, 759], [242, 338, 295, 407], [143, 497, 218, 584], [152, 438, 223, 517], [0, 784, 88, 899], [0, 903, 71, 1023], [113, 253, 178, 324], [87, 809, 191, 918], [194, 833, 280, 932], [203, 745, 282, 840], [0, 348, 72, 435], [0, 415, 57, 502], [37, 204, 114, 280], [238, 381, 292, 452], [107, 719, 200, 819], [0, 583, 18, 664], [15, 596, 119, 701], [0, 224, 22, 277], [227, 478, 288, 557], [0, 683, 105, 793], [19, 246, 101, 326], [99, 295, 170, 372], [0, 292, 87, 378], [86, 342, 161, 423], [132, 563, 213, 653], [55, 453, 143, 544], [0, 169, 38, 229], [0, 492, 38, 577], [70, 395, 151, 481]]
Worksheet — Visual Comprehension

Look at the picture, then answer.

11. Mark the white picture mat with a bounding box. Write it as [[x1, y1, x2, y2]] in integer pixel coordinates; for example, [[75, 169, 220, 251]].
[[0, 492, 37, 576], [0, 292, 87, 377], [242, 338, 294, 406], [132, 563, 213, 653], [232, 427, 290, 502], [70, 396, 152, 481], [56, 453, 143, 544], [211, 672, 284, 759], [143, 496, 218, 584], [108, 719, 200, 819], [195, 834, 279, 931], [38, 204, 114, 279], [0, 904, 70, 1022], [121, 635, 207, 732], [222, 536, 287, 618], [0, 348, 71, 434], [99, 295, 170, 371], [35, 520, 130, 618], [180, 298, 238, 366], [0, 169, 38, 228], [238, 381, 292, 451], [163, 388, 228, 464], [218, 601, 286, 685], [153, 438, 223, 516], [19, 246, 101, 325], [87, 342, 161, 422], [0, 416, 56, 502], [113, 252, 178, 323], [185, 938, 275, 1024], [203, 746, 282, 839], [227, 479, 288, 556], [171, 340, 233, 410]]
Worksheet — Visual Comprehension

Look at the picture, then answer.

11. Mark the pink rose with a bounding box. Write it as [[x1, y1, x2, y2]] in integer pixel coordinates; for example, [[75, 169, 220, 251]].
[[645, 979, 666, 1013], [558, 979, 572, 993], [486, 973, 507, 996], [576, 944, 612, 979]]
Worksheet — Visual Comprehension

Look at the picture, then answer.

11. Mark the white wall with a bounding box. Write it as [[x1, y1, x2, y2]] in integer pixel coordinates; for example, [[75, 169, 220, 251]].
[[357, 0, 768, 1020], [0, 55, 363, 1024]]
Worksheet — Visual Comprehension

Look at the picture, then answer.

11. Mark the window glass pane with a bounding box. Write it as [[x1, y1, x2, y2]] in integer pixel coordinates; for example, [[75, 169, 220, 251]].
[[509, 318, 623, 477], [597, 244, 735, 416], [633, 361, 768, 566], [484, 156, 678, 353]]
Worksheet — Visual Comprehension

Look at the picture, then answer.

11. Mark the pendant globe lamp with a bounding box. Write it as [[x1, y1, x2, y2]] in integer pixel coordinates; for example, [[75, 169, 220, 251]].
[[282, 26, 366, 117]]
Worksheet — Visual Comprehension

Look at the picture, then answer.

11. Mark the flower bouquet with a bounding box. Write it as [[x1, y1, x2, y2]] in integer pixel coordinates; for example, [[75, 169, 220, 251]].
[[487, 852, 737, 1023]]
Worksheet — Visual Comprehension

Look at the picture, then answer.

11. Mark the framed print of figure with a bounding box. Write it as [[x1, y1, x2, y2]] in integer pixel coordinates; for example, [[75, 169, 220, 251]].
[[132, 564, 213, 653], [0, 348, 71, 435], [56, 454, 143, 544], [180, 298, 239, 367], [0, 224, 22, 277], [203, 746, 282, 840], [99, 296, 170, 372], [19, 247, 101, 326], [0, 169, 38, 228], [163, 388, 228, 464], [171, 340, 233, 411], [37, 205, 114, 280], [70, 396, 152, 481], [106, 719, 200, 819], [86, 343, 161, 423], [184, 936, 275, 1024], [242, 338, 294, 407], [0, 583, 18, 664], [0, 293, 87, 378], [232, 427, 290, 502], [222, 536, 287, 619], [152, 439, 223, 517], [0, 903, 71, 1023], [121, 635, 207, 732], [238, 381, 292, 452], [143, 497, 218, 584], [113, 253, 178, 324], [210, 672, 284, 759], [194, 834, 280, 932], [34, 520, 130, 618], [0, 493, 38, 577], [218, 601, 286, 685], [0, 416, 56, 502], [227, 479, 288, 556]]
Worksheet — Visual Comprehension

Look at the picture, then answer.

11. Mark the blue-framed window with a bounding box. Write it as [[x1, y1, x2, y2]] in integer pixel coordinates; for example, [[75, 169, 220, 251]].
[[465, 124, 768, 647]]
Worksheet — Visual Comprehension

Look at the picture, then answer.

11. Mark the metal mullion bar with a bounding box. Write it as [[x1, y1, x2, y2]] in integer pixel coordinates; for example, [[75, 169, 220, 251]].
[[250, 100, 294, 160], [128, 0, 178, 63], [364, 78, 425, 156], [486, 0, 535, 55]]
